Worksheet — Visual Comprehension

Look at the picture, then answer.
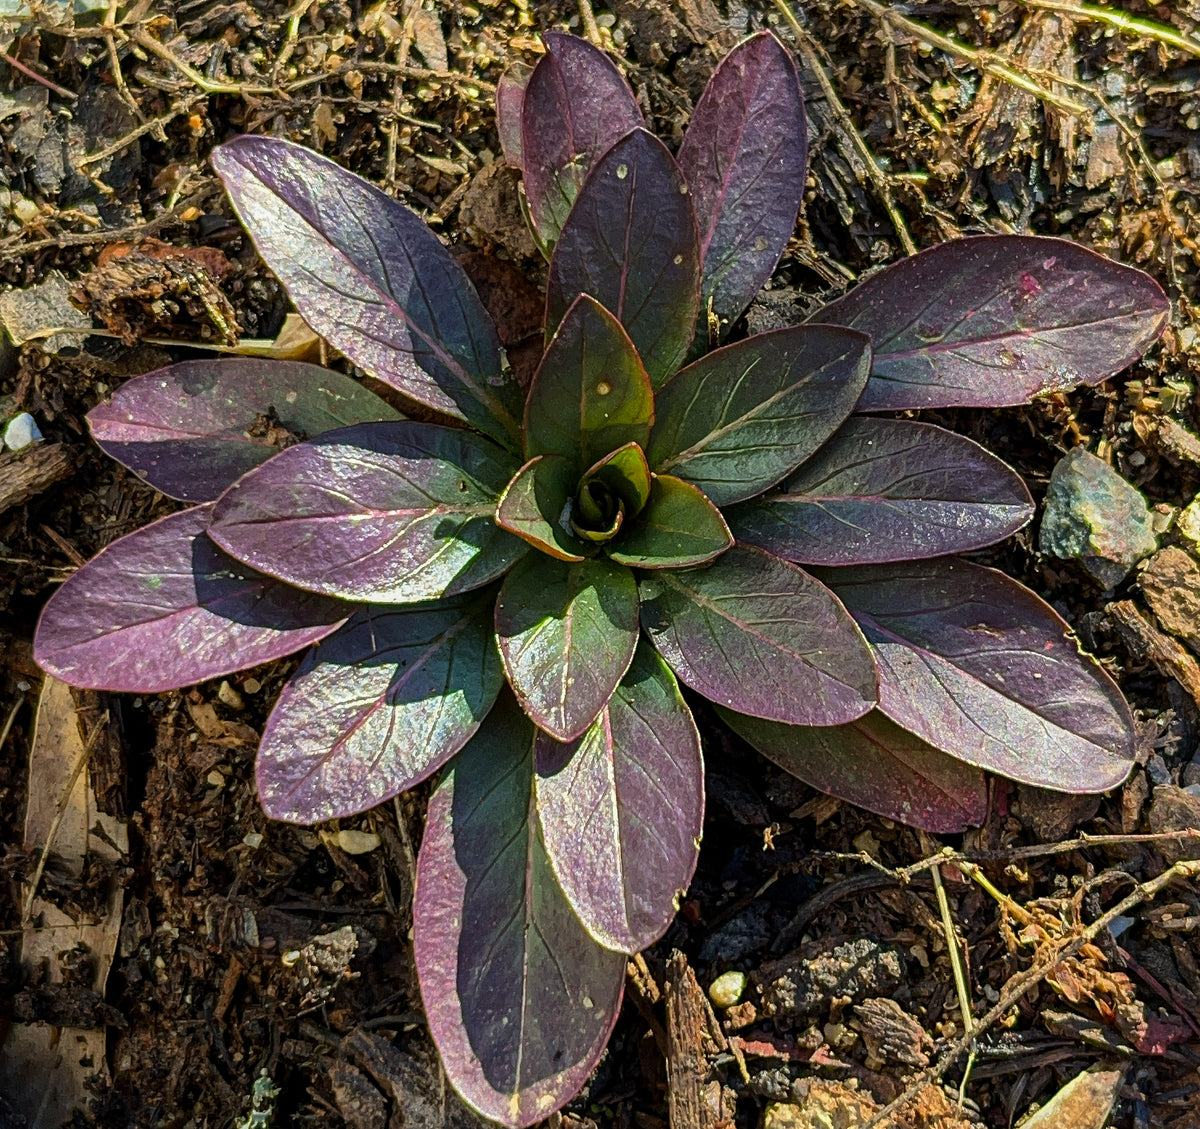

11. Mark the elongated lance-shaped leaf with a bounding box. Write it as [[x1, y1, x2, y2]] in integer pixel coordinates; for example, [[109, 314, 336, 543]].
[[210, 136, 523, 447], [208, 421, 526, 604], [520, 31, 644, 246], [718, 707, 987, 833], [496, 59, 531, 168], [496, 554, 639, 741], [415, 695, 626, 1127], [256, 594, 503, 823], [88, 358, 402, 503], [648, 325, 870, 506], [677, 31, 807, 347], [536, 643, 703, 953], [34, 505, 350, 692], [547, 129, 701, 388], [496, 454, 590, 562], [818, 558, 1136, 791], [608, 475, 732, 569], [640, 545, 876, 725], [814, 235, 1169, 411], [728, 417, 1034, 565], [525, 294, 654, 471]]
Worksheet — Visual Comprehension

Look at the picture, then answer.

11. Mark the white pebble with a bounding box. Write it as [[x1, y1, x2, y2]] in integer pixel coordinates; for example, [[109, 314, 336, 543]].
[[2, 412, 41, 451]]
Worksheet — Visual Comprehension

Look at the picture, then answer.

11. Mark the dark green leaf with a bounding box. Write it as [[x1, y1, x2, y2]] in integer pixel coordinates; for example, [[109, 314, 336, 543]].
[[496, 554, 640, 740], [648, 326, 871, 506], [608, 475, 732, 568], [582, 442, 652, 517], [496, 455, 590, 562], [525, 295, 654, 472]]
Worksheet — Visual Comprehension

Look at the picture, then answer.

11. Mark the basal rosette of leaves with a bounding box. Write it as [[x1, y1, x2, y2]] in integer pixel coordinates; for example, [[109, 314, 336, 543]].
[[33, 30, 1169, 1127]]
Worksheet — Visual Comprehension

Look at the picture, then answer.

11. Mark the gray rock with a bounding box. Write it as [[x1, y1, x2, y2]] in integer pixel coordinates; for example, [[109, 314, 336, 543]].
[[755, 938, 904, 1020], [1039, 447, 1157, 587]]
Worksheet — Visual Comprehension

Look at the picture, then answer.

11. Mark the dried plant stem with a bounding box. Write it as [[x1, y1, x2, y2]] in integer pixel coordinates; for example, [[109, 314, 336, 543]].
[[132, 29, 274, 96], [0, 49, 76, 99], [21, 709, 110, 925], [1022, 0, 1200, 59], [931, 864, 977, 1104], [768, 0, 917, 256], [862, 856, 1200, 1129], [847, 0, 1088, 116]]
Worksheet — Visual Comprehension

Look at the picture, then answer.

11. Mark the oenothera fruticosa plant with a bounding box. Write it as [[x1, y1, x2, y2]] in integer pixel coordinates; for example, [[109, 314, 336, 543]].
[[35, 29, 1167, 1125]]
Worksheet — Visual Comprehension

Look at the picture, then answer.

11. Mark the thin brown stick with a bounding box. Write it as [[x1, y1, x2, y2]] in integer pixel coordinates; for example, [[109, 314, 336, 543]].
[[21, 709, 111, 925], [0, 49, 77, 99]]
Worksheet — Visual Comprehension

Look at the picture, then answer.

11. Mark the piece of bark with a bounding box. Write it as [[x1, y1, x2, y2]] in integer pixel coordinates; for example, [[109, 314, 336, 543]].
[[1108, 599, 1200, 708], [666, 951, 717, 1129], [1141, 546, 1200, 654], [0, 441, 73, 514], [852, 997, 931, 1069]]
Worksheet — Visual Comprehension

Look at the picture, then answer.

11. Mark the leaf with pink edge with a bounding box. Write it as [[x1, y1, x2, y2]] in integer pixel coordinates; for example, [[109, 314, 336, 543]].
[[33, 505, 350, 692], [520, 31, 644, 246], [87, 358, 401, 503], [718, 706, 988, 832], [495, 553, 639, 741], [816, 235, 1170, 411], [210, 135, 522, 446], [208, 421, 525, 604], [639, 545, 877, 725], [414, 695, 626, 1128], [535, 642, 703, 953], [818, 558, 1136, 791], [727, 417, 1034, 565], [255, 593, 502, 823], [546, 129, 701, 388], [677, 31, 807, 346]]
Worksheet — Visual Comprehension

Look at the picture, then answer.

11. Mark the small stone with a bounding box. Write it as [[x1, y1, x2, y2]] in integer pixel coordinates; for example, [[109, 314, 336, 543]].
[[2, 411, 41, 451], [1039, 447, 1157, 587], [708, 970, 748, 1009], [1146, 754, 1171, 786], [242, 832, 264, 849], [1145, 785, 1200, 861], [1182, 752, 1200, 789], [242, 677, 262, 694], [336, 829, 381, 855], [216, 679, 243, 710]]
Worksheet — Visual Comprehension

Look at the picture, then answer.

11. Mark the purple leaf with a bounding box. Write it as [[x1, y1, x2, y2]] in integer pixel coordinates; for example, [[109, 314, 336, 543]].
[[495, 554, 639, 741], [34, 505, 349, 692], [255, 594, 502, 823], [496, 454, 590, 562], [677, 31, 807, 344], [815, 235, 1169, 410], [648, 325, 870, 506], [414, 696, 626, 1127], [496, 59, 532, 169], [639, 545, 877, 725], [547, 129, 701, 389], [728, 417, 1034, 565], [520, 32, 644, 246], [208, 422, 526, 604], [525, 294, 654, 471], [535, 643, 703, 953], [819, 558, 1136, 791], [717, 707, 987, 832], [210, 136, 523, 446], [87, 358, 401, 503]]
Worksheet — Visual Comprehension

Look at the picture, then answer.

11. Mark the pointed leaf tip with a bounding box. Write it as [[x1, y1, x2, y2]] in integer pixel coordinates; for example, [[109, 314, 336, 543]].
[[415, 697, 625, 1126], [210, 135, 522, 445], [536, 644, 703, 953]]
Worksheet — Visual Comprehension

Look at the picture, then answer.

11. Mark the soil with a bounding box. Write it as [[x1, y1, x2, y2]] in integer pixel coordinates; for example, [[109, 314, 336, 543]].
[[2, 2, 1200, 1128]]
